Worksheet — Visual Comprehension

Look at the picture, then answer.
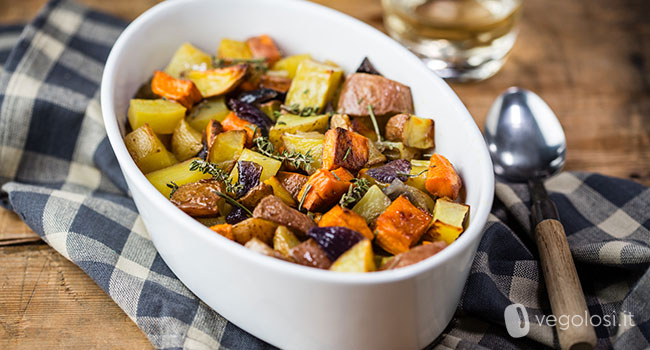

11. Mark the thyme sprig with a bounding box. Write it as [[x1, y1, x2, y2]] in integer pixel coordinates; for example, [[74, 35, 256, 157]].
[[166, 181, 179, 198], [212, 56, 268, 72], [189, 159, 242, 194], [396, 169, 428, 178], [339, 178, 371, 208], [253, 136, 314, 172], [298, 184, 312, 212], [213, 190, 253, 217], [281, 103, 318, 117]]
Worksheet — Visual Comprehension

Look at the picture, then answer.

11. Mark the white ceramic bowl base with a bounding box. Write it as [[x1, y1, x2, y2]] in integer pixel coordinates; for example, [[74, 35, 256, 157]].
[[101, 0, 495, 349]]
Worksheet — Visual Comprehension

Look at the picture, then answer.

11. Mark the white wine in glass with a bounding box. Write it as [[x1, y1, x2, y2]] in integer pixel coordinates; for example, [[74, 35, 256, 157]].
[[383, 0, 523, 82]]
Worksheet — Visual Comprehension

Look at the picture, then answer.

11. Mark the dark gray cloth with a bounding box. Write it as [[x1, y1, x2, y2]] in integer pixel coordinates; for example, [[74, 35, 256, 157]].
[[1, 1, 649, 349]]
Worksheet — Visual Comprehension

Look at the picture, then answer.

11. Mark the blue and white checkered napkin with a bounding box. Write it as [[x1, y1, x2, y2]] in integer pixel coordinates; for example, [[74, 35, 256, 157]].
[[1, 1, 649, 349]]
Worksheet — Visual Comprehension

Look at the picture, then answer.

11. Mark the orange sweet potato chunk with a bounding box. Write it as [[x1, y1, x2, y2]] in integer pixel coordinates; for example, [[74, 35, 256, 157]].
[[425, 154, 462, 200], [246, 34, 282, 65], [210, 223, 233, 241], [221, 111, 259, 145], [375, 196, 432, 255], [297, 168, 353, 212], [319, 205, 373, 240], [322, 127, 369, 173], [151, 70, 202, 109]]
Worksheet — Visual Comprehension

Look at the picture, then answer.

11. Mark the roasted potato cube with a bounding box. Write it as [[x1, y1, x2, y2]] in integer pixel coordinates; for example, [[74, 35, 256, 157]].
[[330, 114, 352, 130], [171, 119, 203, 161], [282, 131, 325, 173], [337, 73, 414, 117], [386, 114, 435, 149], [351, 185, 391, 225], [253, 195, 316, 238], [204, 119, 223, 151], [164, 42, 211, 78], [124, 124, 178, 174], [145, 158, 212, 197], [259, 100, 282, 121], [217, 38, 253, 59], [380, 241, 447, 270], [259, 74, 292, 93], [246, 34, 282, 65], [187, 97, 230, 131], [232, 217, 279, 245], [128, 99, 187, 134], [375, 195, 432, 255], [425, 199, 470, 244], [268, 113, 330, 147], [273, 225, 301, 257], [245, 238, 290, 261], [330, 239, 375, 273], [232, 149, 282, 182], [239, 183, 274, 210], [425, 154, 462, 200], [285, 59, 343, 112], [186, 64, 248, 97], [380, 141, 420, 161], [276, 171, 309, 200], [151, 70, 202, 109], [170, 179, 226, 217], [207, 130, 247, 165], [271, 54, 312, 79], [322, 128, 369, 173], [297, 168, 354, 212], [319, 205, 373, 240], [264, 176, 297, 207], [210, 223, 233, 240], [405, 160, 428, 192], [289, 239, 332, 269]]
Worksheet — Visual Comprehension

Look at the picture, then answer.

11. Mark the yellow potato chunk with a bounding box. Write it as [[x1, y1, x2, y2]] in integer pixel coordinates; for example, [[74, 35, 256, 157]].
[[171, 119, 203, 161], [268, 113, 329, 147], [217, 38, 253, 59], [186, 96, 230, 131], [128, 99, 187, 135], [272, 225, 301, 257], [405, 160, 429, 192], [271, 54, 312, 79], [264, 176, 297, 207], [231, 149, 282, 182], [208, 130, 247, 165], [164, 43, 212, 78], [330, 239, 375, 273], [281, 132, 324, 173], [145, 158, 213, 197], [124, 124, 178, 174], [426, 199, 470, 244], [285, 59, 343, 112]]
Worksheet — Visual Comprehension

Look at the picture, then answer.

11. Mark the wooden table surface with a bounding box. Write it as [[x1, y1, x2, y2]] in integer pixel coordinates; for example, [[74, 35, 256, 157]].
[[1, 0, 648, 348]]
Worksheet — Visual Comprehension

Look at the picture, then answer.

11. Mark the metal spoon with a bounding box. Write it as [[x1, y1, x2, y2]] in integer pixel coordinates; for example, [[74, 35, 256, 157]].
[[484, 87, 597, 350]]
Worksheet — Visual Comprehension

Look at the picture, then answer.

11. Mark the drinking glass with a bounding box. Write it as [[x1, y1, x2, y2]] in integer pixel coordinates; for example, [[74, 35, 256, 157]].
[[382, 0, 523, 82]]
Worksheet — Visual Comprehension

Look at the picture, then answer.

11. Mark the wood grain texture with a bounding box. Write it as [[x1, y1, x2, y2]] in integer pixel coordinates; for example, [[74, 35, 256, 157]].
[[0, 0, 648, 348], [534, 219, 597, 350]]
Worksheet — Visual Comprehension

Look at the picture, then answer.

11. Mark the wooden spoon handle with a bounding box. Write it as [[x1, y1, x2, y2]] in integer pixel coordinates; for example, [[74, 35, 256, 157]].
[[535, 218, 597, 350]]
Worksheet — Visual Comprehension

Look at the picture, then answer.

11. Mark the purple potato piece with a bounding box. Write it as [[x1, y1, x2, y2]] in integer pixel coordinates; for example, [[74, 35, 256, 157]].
[[307, 226, 365, 261], [355, 57, 381, 76], [365, 159, 411, 183], [226, 206, 249, 224], [238, 88, 286, 105], [236, 161, 262, 198], [227, 98, 274, 134]]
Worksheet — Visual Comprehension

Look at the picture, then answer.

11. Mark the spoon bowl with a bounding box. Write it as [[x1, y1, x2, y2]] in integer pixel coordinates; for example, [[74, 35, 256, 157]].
[[484, 87, 566, 182]]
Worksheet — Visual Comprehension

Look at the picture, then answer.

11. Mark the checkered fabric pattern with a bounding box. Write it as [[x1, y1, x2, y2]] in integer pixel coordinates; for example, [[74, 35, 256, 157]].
[[1, 1, 649, 349]]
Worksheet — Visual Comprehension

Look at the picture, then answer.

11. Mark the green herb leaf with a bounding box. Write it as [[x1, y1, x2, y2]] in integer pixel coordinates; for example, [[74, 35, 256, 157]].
[[342, 147, 351, 161], [396, 169, 428, 178], [166, 181, 179, 198], [213, 190, 253, 217], [189, 159, 242, 194], [367, 104, 382, 142], [339, 178, 370, 208], [298, 184, 312, 211]]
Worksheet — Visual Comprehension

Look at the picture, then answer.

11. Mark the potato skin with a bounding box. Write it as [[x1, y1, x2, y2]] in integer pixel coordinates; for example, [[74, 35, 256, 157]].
[[232, 218, 279, 245], [170, 179, 225, 217], [380, 241, 447, 270], [253, 195, 316, 238], [322, 127, 369, 173], [337, 73, 414, 117], [385, 114, 409, 142], [276, 171, 309, 200], [238, 183, 274, 210], [289, 239, 332, 269]]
